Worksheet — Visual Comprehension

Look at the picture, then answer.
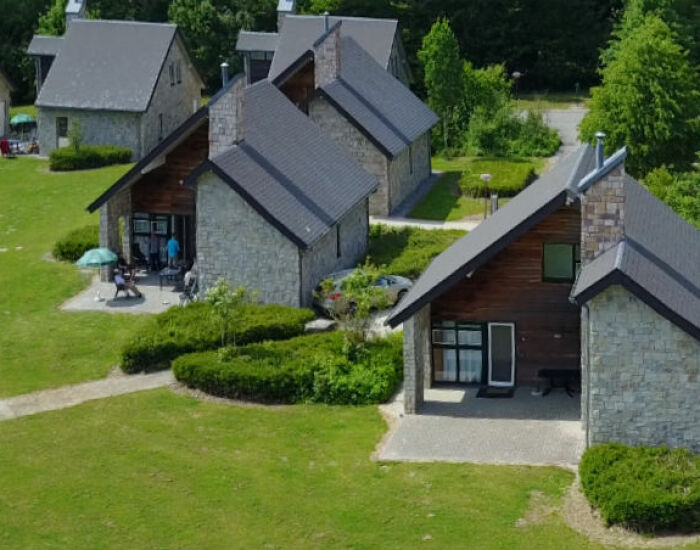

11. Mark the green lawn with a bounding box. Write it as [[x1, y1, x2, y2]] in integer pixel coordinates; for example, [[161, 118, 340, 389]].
[[9, 103, 37, 119], [410, 157, 546, 221], [0, 388, 620, 550], [366, 224, 466, 279], [0, 157, 149, 397], [516, 91, 589, 112]]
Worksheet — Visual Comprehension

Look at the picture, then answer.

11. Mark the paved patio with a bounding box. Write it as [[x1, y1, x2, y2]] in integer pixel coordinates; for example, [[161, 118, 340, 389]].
[[61, 271, 183, 314], [378, 386, 584, 468]]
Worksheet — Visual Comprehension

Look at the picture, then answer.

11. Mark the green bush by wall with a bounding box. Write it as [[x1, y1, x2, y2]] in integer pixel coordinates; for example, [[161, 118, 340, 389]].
[[579, 443, 700, 532], [49, 145, 132, 171], [53, 225, 99, 262], [173, 331, 403, 405], [121, 302, 315, 373]]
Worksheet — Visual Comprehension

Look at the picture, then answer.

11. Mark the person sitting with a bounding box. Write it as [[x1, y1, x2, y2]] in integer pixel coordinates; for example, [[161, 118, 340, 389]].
[[113, 269, 142, 299], [117, 255, 136, 281]]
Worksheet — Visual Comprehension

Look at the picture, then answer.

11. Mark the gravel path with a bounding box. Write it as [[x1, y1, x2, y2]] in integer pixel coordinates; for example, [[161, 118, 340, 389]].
[[0, 370, 175, 422], [370, 216, 478, 232]]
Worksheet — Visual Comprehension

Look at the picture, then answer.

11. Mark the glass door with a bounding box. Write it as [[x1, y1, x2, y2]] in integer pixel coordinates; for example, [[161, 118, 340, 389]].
[[487, 323, 515, 387]]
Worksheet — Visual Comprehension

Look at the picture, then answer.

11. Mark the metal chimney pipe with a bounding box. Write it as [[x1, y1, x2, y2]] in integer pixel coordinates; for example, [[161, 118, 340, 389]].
[[595, 131, 606, 169], [220, 62, 230, 87], [324, 11, 330, 31]]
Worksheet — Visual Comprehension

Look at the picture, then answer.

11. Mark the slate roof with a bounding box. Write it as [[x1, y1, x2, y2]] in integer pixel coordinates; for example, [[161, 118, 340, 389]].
[[572, 177, 700, 337], [318, 36, 438, 157], [36, 20, 199, 112], [236, 31, 279, 52], [27, 35, 63, 57], [387, 146, 596, 326], [192, 80, 377, 249], [267, 14, 398, 81]]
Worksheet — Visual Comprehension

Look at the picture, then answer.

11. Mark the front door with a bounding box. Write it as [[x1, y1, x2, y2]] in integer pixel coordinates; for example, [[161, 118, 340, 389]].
[[488, 323, 515, 387]]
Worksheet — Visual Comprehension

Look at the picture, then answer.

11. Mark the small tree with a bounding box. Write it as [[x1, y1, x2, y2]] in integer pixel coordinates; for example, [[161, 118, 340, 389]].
[[205, 278, 257, 348], [68, 120, 84, 152], [316, 262, 390, 354]]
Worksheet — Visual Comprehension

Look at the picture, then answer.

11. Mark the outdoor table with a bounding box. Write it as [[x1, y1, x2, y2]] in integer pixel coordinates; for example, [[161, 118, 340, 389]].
[[537, 368, 581, 397], [159, 267, 181, 290]]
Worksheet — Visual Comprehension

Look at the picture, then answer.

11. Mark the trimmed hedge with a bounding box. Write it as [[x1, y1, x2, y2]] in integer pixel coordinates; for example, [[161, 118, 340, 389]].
[[53, 224, 99, 262], [458, 161, 537, 198], [173, 331, 403, 405], [49, 145, 132, 171], [121, 302, 315, 373], [580, 443, 700, 532]]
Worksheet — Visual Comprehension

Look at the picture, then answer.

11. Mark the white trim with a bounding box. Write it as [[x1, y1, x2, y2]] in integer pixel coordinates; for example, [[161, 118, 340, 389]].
[[487, 322, 515, 387]]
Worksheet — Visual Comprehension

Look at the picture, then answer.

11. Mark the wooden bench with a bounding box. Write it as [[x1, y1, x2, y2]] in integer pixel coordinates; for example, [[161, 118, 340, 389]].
[[537, 368, 581, 397]]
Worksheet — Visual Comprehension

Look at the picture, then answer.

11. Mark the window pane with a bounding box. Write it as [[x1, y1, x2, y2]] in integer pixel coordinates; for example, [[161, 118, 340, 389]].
[[459, 349, 482, 383], [432, 329, 456, 345], [433, 348, 457, 382], [543, 244, 574, 281], [458, 329, 482, 347]]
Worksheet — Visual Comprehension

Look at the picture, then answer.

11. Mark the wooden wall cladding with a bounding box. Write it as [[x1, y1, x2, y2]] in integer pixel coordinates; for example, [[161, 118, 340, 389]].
[[431, 205, 582, 385], [130, 123, 209, 216]]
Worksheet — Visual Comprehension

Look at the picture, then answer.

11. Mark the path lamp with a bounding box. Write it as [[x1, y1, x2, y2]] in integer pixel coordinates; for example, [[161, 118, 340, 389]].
[[512, 71, 522, 103], [480, 173, 492, 219]]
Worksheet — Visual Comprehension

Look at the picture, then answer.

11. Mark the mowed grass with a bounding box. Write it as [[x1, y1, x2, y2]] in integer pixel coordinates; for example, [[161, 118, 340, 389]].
[[9, 103, 38, 119], [516, 91, 589, 111], [0, 389, 614, 550], [0, 157, 149, 396], [410, 157, 546, 221]]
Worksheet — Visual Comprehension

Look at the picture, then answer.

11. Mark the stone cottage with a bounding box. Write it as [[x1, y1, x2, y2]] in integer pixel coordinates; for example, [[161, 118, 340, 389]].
[[387, 139, 700, 452], [29, 15, 203, 160], [236, 2, 412, 86], [269, 22, 438, 216], [0, 66, 14, 138], [87, 76, 377, 307]]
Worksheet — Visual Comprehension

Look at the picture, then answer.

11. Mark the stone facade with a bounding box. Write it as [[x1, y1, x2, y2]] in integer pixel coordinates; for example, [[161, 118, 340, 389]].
[[98, 186, 131, 281], [309, 96, 388, 215], [314, 23, 341, 87], [140, 36, 202, 158], [581, 166, 625, 262], [584, 286, 700, 450], [387, 131, 431, 212], [300, 198, 369, 306], [403, 304, 431, 414], [38, 107, 141, 159], [0, 74, 11, 138], [38, 38, 201, 160], [196, 173, 302, 307], [208, 77, 244, 158]]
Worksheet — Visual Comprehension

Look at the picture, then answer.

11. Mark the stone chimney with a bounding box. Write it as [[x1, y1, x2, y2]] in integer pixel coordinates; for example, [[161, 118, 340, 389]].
[[65, 0, 86, 30], [580, 134, 627, 263], [277, 0, 296, 31], [313, 20, 342, 88], [208, 75, 245, 158]]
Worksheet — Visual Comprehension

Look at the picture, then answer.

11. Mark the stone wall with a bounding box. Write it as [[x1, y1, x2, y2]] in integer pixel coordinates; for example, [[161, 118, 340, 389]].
[[403, 304, 431, 414], [581, 166, 625, 262], [0, 76, 10, 137], [208, 77, 244, 158], [300, 199, 369, 307], [98, 186, 131, 281], [309, 96, 389, 215], [387, 131, 431, 212], [141, 36, 202, 158], [38, 107, 141, 160], [196, 173, 301, 306], [585, 285, 700, 450], [313, 23, 341, 87]]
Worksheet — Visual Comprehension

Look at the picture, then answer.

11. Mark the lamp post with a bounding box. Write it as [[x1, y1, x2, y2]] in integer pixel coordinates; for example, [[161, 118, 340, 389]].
[[512, 71, 522, 104], [480, 173, 492, 219]]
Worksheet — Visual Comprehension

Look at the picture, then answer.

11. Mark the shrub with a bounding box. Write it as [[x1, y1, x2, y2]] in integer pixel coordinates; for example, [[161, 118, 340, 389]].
[[580, 443, 700, 532], [53, 224, 99, 262], [173, 331, 404, 405], [121, 301, 315, 373], [457, 159, 537, 198], [366, 224, 465, 279], [49, 145, 132, 171]]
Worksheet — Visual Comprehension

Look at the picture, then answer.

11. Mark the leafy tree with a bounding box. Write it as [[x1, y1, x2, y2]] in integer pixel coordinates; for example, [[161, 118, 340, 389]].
[[68, 119, 83, 151], [417, 18, 464, 150], [644, 167, 700, 227], [580, 15, 700, 177], [205, 279, 258, 347]]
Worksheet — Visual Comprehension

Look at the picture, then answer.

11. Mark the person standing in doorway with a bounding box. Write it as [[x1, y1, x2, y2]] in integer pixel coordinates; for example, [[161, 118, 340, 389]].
[[167, 235, 180, 268], [149, 233, 160, 272]]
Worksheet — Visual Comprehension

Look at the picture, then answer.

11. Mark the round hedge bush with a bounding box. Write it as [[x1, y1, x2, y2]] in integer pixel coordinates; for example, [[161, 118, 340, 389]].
[[53, 225, 99, 262], [49, 145, 132, 171]]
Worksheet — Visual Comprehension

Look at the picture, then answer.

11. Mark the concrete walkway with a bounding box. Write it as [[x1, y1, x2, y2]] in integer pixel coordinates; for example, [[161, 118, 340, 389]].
[[370, 216, 478, 232], [0, 370, 175, 422], [378, 386, 585, 468], [544, 107, 588, 159]]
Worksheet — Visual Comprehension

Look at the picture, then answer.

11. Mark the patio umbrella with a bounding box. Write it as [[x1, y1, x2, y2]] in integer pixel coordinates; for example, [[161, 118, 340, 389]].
[[76, 248, 117, 301], [10, 113, 35, 125]]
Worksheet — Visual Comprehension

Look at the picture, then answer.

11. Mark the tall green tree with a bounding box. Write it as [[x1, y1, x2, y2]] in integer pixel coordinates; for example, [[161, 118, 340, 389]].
[[417, 18, 463, 150], [580, 15, 700, 177]]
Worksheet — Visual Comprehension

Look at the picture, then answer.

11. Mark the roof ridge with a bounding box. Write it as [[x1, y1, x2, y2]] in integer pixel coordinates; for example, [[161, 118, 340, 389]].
[[72, 19, 176, 28], [286, 14, 398, 24], [625, 237, 700, 297]]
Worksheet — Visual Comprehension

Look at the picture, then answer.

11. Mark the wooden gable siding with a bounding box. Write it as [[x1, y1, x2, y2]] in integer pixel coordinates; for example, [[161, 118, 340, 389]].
[[130, 123, 208, 216], [431, 205, 581, 385], [280, 60, 314, 111]]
